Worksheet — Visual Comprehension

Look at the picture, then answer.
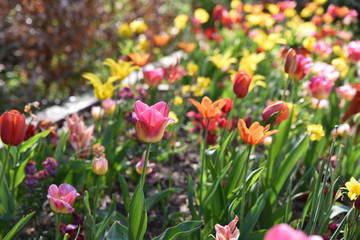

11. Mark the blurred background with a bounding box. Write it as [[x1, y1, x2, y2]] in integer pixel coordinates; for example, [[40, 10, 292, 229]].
[[0, 0, 359, 113]]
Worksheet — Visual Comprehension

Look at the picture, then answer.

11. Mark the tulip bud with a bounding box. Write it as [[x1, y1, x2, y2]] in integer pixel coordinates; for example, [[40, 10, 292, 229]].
[[102, 98, 116, 115], [0, 110, 26, 146], [263, 136, 273, 147], [91, 106, 104, 120], [284, 48, 297, 74], [233, 70, 251, 98], [92, 157, 108, 175], [262, 101, 290, 125]]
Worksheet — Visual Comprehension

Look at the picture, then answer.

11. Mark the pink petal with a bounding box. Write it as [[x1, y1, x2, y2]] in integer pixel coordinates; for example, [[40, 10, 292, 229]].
[[137, 108, 166, 127], [62, 191, 80, 207], [48, 184, 59, 198], [150, 101, 169, 117], [58, 183, 77, 196], [134, 101, 149, 114]]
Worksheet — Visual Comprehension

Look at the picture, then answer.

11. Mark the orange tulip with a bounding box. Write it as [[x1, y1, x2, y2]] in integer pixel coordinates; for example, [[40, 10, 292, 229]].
[[178, 42, 197, 53], [128, 53, 150, 66], [238, 119, 279, 145], [154, 34, 170, 46], [189, 96, 227, 120]]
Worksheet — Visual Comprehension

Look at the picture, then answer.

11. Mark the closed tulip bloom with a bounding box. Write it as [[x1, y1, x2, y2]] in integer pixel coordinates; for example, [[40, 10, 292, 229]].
[[102, 98, 116, 115], [189, 97, 227, 120], [92, 157, 108, 175], [91, 106, 104, 120], [233, 71, 251, 98], [135, 151, 155, 175], [284, 48, 297, 74], [143, 68, 164, 88], [0, 110, 26, 146], [132, 101, 175, 143], [262, 101, 290, 124], [265, 224, 322, 240], [238, 119, 279, 145], [47, 184, 80, 214]]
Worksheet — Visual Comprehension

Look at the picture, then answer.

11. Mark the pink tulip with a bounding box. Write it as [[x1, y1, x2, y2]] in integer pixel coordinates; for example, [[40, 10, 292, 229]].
[[290, 55, 313, 81], [345, 40, 360, 63], [102, 98, 116, 115], [265, 224, 322, 240], [132, 101, 174, 143], [336, 84, 356, 101], [143, 68, 164, 88], [210, 216, 239, 240], [308, 75, 334, 100], [313, 41, 332, 59], [47, 184, 80, 214], [262, 101, 290, 125]]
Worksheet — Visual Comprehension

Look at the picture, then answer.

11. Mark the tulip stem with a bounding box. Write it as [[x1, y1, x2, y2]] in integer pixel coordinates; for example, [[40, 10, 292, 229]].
[[0, 145, 11, 189], [93, 175, 99, 221], [199, 120, 210, 216], [240, 145, 252, 229], [282, 74, 291, 101], [55, 212, 62, 240], [140, 143, 151, 188]]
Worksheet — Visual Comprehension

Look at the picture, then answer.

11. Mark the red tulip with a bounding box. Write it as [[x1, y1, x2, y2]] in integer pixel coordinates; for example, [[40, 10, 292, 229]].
[[262, 101, 290, 125], [0, 110, 26, 146], [233, 71, 251, 98]]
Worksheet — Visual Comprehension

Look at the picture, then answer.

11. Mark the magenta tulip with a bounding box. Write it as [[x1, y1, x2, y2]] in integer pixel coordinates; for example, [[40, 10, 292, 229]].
[[47, 184, 80, 214], [265, 224, 322, 240], [132, 101, 175, 143], [143, 68, 164, 88]]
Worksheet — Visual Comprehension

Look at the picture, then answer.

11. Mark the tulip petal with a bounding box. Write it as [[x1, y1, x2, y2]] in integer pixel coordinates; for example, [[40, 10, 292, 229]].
[[151, 101, 169, 117], [134, 100, 149, 114], [189, 98, 206, 119], [58, 183, 77, 196]]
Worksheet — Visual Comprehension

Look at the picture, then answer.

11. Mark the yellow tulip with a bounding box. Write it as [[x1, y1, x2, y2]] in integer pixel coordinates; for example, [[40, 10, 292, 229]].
[[83, 73, 121, 101], [102, 58, 139, 81]]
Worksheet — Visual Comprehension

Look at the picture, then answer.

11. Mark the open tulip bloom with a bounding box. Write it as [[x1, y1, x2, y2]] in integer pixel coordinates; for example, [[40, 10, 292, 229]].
[[47, 184, 80, 214], [132, 101, 175, 143]]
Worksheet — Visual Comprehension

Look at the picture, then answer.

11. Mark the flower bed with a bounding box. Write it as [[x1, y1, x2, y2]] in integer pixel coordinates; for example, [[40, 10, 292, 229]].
[[1, 1, 360, 240]]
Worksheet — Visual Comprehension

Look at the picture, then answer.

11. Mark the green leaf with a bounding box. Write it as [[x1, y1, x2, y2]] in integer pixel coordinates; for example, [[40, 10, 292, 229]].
[[330, 205, 351, 219], [117, 173, 130, 213], [53, 131, 69, 165], [14, 157, 31, 188], [106, 221, 128, 240], [3, 211, 35, 240], [187, 175, 198, 220], [18, 130, 51, 154], [240, 192, 268, 239], [152, 220, 203, 240], [66, 160, 91, 172], [215, 131, 236, 170], [128, 184, 147, 240], [202, 161, 232, 208], [270, 135, 309, 203], [95, 194, 116, 240], [267, 109, 293, 182], [146, 188, 182, 211], [225, 148, 246, 196], [84, 191, 91, 216], [84, 215, 95, 240]]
